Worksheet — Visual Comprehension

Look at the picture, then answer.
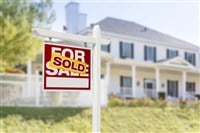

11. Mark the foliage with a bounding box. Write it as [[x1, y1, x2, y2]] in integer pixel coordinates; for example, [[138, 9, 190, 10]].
[[0, 107, 200, 133], [108, 95, 199, 109], [0, 0, 55, 72], [108, 95, 168, 108], [5, 67, 25, 74]]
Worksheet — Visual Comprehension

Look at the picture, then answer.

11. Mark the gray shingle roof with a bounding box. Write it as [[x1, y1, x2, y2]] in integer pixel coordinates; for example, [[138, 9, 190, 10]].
[[89, 17, 199, 51]]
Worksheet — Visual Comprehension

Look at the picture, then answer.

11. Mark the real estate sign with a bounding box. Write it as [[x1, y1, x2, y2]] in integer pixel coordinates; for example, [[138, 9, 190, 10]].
[[43, 43, 91, 90]]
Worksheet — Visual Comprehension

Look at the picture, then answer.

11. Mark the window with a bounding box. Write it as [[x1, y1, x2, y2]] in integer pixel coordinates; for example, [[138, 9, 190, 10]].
[[144, 46, 156, 62], [101, 43, 110, 53], [120, 41, 134, 59], [186, 82, 195, 93], [167, 49, 178, 59], [120, 76, 132, 88], [167, 80, 178, 97], [185, 52, 196, 66]]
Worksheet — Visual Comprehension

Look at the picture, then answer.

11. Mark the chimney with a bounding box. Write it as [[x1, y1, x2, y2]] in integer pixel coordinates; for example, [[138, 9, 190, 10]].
[[65, 2, 87, 34]]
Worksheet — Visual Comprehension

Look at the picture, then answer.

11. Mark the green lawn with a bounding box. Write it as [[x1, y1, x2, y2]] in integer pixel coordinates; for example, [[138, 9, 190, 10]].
[[0, 107, 200, 133]]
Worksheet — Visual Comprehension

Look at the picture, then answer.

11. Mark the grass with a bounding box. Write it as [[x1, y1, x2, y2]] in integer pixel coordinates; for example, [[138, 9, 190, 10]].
[[0, 106, 200, 133]]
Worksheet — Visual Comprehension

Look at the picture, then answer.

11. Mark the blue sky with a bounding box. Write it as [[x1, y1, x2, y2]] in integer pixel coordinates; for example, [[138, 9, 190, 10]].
[[51, 0, 199, 46]]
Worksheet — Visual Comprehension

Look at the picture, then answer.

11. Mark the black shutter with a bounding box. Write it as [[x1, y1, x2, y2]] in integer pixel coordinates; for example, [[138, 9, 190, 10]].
[[131, 43, 134, 59], [186, 82, 188, 92], [176, 81, 178, 97], [185, 52, 187, 60], [119, 41, 123, 58], [167, 49, 169, 58], [193, 53, 196, 66], [144, 46, 147, 61], [193, 82, 196, 92], [154, 47, 156, 62], [120, 76, 123, 87], [167, 80, 169, 96], [108, 43, 111, 53], [176, 50, 179, 57]]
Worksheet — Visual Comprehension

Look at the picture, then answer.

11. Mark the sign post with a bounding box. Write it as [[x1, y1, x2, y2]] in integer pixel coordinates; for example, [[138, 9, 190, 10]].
[[92, 25, 101, 132], [32, 25, 110, 133]]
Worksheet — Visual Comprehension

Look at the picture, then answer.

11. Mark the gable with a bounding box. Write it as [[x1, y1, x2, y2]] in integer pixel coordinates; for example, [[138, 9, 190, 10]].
[[159, 57, 194, 69]]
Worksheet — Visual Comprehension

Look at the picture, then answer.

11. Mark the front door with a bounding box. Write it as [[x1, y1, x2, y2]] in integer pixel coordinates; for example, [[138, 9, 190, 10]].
[[144, 78, 155, 98], [167, 80, 178, 97]]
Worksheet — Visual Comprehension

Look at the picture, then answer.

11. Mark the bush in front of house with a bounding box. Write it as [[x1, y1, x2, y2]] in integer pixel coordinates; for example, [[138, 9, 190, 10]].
[[108, 95, 199, 108], [108, 95, 168, 108], [5, 68, 25, 74]]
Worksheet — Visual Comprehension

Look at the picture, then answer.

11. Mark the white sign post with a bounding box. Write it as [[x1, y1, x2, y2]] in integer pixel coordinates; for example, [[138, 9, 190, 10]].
[[32, 25, 110, 133], [92, 25, 101, 133]]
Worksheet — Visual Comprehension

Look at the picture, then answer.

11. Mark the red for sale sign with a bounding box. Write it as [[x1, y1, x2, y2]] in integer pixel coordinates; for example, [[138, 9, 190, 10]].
[[43, 43, 91, 90]]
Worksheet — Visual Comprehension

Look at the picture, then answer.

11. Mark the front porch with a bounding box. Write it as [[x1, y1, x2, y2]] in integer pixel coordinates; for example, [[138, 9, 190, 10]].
[[101, 56, 200, 100]]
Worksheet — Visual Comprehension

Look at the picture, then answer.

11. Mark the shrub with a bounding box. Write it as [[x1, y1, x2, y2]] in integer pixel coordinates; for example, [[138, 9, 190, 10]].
[[108, 95, 199, 108], [5, 68, 25, 74], [108, 95, 168, 108]]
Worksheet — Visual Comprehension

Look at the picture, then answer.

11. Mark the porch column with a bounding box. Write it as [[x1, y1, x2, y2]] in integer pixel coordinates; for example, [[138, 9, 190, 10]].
[[27, 59, 32, 97], [199, 74, 200, 95], [182, 71, 186, 100], [105, 62, 110, 106], [132, 65, 136, 97], [105, 62, 110, 89], [155, 68, 160, 98]]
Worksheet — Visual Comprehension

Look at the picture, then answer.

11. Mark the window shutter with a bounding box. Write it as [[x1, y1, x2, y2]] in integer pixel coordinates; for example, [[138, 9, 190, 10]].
[[167, 80, 169, 96], [144, 45, 147, 61], [108, 43, 111, 53], [193, 82, 196, 92], [167, 49, 169, 58], [154, 47, 156, 62], [185, 52, 187, 60], [120, 76, 123, 87], [131, 43, 134, 59], [176, 81, 178, 97], [193, 53, 196, 66], [119, 41, 123, 58]]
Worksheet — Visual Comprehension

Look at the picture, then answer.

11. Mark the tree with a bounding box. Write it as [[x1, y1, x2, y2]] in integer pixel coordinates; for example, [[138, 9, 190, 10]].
[[0, 0, 55, 72]]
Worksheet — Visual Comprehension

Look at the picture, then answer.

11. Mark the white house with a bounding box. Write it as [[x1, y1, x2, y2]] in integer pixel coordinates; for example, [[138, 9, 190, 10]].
[[79, 17, 200, 100]]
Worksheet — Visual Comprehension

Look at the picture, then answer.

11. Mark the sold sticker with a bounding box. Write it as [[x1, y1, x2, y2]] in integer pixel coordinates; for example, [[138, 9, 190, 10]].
[[43, 43, 91, 90]]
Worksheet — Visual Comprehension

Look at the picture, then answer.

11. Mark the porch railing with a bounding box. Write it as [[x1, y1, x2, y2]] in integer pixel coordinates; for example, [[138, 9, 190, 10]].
[[0, 73, 108, 107], [144, 89, 156, 98], [120, 87, 132, 98]]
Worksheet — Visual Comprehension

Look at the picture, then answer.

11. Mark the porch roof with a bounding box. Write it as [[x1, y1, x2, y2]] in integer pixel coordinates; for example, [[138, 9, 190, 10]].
[[112, 57, 200, 73]]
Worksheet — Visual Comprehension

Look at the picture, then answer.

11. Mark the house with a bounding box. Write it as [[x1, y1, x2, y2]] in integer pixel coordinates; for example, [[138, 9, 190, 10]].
[[79, 17, 200, 100], [31, 3, 200, 101]]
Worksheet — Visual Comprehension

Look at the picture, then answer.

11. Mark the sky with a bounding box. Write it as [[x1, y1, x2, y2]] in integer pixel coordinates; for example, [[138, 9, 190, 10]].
[[51, 0, 199, 46]]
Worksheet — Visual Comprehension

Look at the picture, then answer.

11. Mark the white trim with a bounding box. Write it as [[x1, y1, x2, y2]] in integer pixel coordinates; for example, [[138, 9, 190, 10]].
[[159, 56, 195, 69], [112, 58, 199, 72], [32, 28, 110, 45], [132, 66, 136, 97], [155, 68, 160, 98], [182, 71, 186, 100]]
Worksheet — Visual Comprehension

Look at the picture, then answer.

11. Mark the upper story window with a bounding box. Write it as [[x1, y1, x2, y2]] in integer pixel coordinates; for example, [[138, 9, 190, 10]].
[[167, 49, 178, 59], [119, 41, 134, 59], [144, 45, 156, 62], [185, 52, 196, 66], [101, 43, 110, 53]]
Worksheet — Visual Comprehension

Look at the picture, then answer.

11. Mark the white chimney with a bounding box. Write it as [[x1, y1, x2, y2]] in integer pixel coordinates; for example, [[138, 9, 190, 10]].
[[65, 2, 87, 34]]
